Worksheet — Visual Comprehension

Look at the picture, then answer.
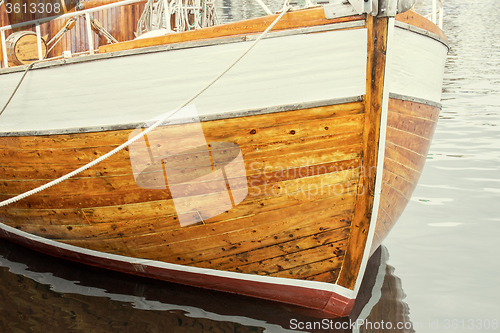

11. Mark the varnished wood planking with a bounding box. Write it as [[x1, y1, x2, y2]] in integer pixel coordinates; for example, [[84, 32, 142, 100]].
[[10, 175, 358, 239], [382, 157, 421, 186], [0, 140, 361, 208], [1, 159, 359, 229], [384, 141, 427, 173], [0, 104, 364, 154], [99, 8, 364, 53], [57, 199, 354, 280], [58, 195, 351, 250], [304, 268, 340, 284], [186, 215, 352, 269], [388, 99, 440, 122], [270, 251, 346, 281], [381, 171, 414, 201], [0, 101, 364, 283], [0, 125, 362, 180], [371, 98, 441, 252], [337, 15, 388, 290], [227, 232, 349, 276], [59, 190, 354, 251], [152, 204, 353, 268], [385, 126, 431, 155], [387, 111, 438, 139], [194, 226, 351, 271], [0, 104, 364, 210], [395, 10, 447, 42]]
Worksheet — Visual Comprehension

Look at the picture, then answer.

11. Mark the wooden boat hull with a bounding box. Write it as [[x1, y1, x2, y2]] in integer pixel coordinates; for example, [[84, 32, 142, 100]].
[[0, 5, 448, 316]]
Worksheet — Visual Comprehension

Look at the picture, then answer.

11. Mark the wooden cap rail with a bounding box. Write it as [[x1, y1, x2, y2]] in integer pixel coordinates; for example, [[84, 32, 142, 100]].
[[99, 8, 365, 53]]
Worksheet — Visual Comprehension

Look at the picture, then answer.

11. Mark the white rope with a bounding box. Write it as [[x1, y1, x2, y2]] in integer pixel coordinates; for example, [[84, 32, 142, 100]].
[[137, 0, 218, 36], [0, 6, 291, 208], [0, 60, 43, 117]]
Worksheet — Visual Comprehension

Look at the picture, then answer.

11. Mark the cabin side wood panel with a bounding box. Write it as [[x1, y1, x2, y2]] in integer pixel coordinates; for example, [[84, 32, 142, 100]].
[[0, 101, 365, 283], [371, 98, 440, 252]]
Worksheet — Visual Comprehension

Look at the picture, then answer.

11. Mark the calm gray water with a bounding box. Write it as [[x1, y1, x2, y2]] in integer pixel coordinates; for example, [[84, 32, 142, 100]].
[[383, 0, 500, 331], [1, 0, 499, 332]]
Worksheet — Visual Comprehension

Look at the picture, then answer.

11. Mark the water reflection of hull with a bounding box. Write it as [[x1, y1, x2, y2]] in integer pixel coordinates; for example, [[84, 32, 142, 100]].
[[351, 246, 415, 333], [0, 1, 447, 316], [0, 240, 411, 332]]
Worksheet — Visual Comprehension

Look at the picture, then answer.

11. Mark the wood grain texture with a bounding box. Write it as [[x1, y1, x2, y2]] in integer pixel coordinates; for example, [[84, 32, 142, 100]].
[[99, 8, 364, 53], [0, 101, 365, 284], [396, 10, 447, 41], [336, 15, 388, 290], [370, 98, 440, 252], [0, 0, 144, 66]]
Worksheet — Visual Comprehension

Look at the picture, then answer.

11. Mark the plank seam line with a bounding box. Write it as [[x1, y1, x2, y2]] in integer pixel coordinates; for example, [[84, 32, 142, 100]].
[[383, 168, 417, 187], [388, 109, 439, 124], [379, 189, 401, 209], [386, 141, 428, 158], [55, 203, 356, 244], [185, 224, 352, 267], [207, 234, 350, 274], [384, 156, 422, 175], [378, 204, 394, 224], [387, 124, 432, 141], [262, 238, 350, 277], [381, 180, 412, 202]]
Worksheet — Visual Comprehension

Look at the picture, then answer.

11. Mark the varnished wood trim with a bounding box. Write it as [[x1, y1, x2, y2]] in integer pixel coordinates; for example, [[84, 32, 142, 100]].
[[336, 15, 389, 290], [395, 10, 448, 43], [99, 8, 364, 53], [395, 21, 449, 49]]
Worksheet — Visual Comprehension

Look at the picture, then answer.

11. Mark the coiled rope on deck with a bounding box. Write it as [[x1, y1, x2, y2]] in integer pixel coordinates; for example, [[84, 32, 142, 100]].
[[0, 7, 291, 208]]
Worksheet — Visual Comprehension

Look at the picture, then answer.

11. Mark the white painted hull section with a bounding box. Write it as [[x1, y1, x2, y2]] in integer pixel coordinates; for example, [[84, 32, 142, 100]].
[[389, 25, 448, 103], [0, 28, 368, 134]]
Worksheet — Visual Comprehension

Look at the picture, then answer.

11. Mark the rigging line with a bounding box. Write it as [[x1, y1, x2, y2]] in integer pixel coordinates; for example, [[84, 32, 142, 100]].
[[0, 6, 291, 208]]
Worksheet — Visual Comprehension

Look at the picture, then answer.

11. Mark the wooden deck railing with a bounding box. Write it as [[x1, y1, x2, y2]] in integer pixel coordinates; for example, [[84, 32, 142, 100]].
[[0, 0, 143, 68]]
